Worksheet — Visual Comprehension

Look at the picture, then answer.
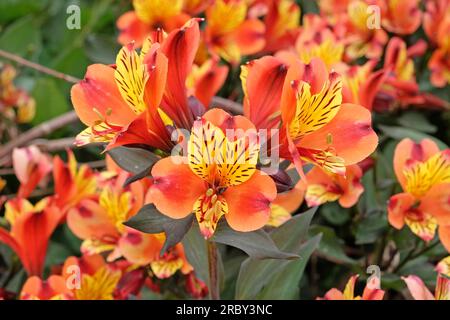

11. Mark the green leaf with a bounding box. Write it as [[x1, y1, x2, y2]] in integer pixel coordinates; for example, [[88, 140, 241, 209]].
[[182, 223, 209, 284], [379, 125, 448, 149], [309, 225, 357, 265], [235, 207, 317, 299], [108, 146, 160, 177], [320, 202, 351, 226], [0, 15, 42, 56], [31, 78, 70, 124], [0, 0, 48, 24], [397, 112, 437, 133], [124, 204, 193, 255], [355, 210, 388, 245], [257, 234, 322, 299], [212, 221, 299, 260]]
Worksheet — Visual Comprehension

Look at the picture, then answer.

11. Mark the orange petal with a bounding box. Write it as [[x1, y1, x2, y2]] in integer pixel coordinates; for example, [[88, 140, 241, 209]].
[[20, 275, 72, 300], [233, 18, 265, 56], [393, 138, 440, 190], [222, 170, 277, 232], [149, 157, 206, 219], [117, 11, 151, 47], [194, 60, 228, 108], [67, 199, 119, 241], [300, 103, 378, 165], [161, 19, 200, 129], [119, 230, 162, 265], [439, 226, 450, 253], [420, 183, 450, 226], [71, 64, 136, 127], [387, 192, 415, 229], [243, 56, 288, 129]]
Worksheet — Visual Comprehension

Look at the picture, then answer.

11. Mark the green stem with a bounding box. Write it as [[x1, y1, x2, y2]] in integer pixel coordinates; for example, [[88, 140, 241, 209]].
[[207, 241, 220, 300]]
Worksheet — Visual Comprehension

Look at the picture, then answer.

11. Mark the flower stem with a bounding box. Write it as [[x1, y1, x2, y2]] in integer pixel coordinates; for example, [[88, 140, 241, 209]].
[[207, 241, 220, 300]]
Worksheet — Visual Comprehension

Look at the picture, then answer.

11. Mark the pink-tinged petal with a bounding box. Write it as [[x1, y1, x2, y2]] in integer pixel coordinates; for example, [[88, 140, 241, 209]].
[[393, 138, 440, 190], [222, 170, 277, 232], [149, 157, 207, 219], [67, 199, 119, 241], [117, 11, 151, 47], [119, 230, 161, 266], [233, 19, 265, 56], [403, 275, 435, 300], [71, 64, 136, 127], [322, 288, 345, 300], [387, 193, 415, 229], [300, 103, 378, 165]]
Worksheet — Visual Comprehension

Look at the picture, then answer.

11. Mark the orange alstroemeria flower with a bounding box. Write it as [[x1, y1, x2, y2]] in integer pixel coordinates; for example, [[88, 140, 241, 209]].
[[403, 275, 450, 300], [318, 274, 385, 300], [424, 0, 450, 88], [52, 150, 96, 211], [0, 197, 63, 276], [67, 166, 192, 279], [20, 275, 73, 300], [258, 0, 301, 53], [148, 108, 277, 238], [376, 37, 448, 111], [117, 0, 190, 47], [380, 0, 422, 35], [388, 138, 450, 248], [73, 19, 224, 150], [204, 0, 266, 63], [242, 56, 378, 177], [12, 146, 52, 199], [305, 164, 364, 208], [344, 0, 388, 60]]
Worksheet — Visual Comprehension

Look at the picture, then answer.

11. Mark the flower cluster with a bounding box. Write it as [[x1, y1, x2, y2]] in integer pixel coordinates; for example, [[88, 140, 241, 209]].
[[0, 0, 449, 301]]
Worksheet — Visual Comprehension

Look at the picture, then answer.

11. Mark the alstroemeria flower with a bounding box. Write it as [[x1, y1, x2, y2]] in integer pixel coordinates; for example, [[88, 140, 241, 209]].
[[305, 164, 364, 208], [12, 146, 52, 199], [0, 197, 63, 276], [403, 275, 450, 300], [318, 274, 385, 300], [380, 0, 422, 35], [20, 275, 73, 300], [71, 34, 171, 150], [61, 254, 122, 300], [148, 108, 277, 238], [344, 0, 388, 59], [52, 150, 96, 211], [242, 56, 378, 177], [204, 0, 266, 63], [338, 60, 388, 110], [423, 0, 450, 88], [67, 165, 192, 279], [388, 138, 450, 247], [259, 0, 301, 53], [377, 37, 447, 110], [117, 0, 190, 47]]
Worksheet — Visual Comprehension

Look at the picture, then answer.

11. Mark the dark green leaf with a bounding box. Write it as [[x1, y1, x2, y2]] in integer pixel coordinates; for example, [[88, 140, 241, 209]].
[[124, 204, 193, 255], [108, 147, 160, 179], [257, 234, 322, 299], [235, 207, 317, 299], [379, 125, 448, 149], [309, 225, 356, 265], [182, 223, 209, 283], [212, 221, 299, 260]]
